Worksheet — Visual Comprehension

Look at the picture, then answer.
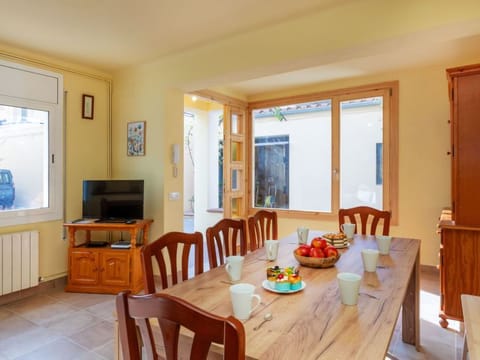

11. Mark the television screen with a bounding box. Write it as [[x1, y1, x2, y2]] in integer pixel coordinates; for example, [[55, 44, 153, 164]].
[[82, 180, 144, 220]]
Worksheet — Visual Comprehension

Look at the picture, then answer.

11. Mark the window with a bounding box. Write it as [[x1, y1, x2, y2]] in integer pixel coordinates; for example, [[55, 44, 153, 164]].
[[0, 60, 63, 226], [254, 135, 290, 208], [250, 82, 398, 220]]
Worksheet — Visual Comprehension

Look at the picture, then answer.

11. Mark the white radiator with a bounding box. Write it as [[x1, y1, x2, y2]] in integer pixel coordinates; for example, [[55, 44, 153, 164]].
[[0, 231, 39, 295]]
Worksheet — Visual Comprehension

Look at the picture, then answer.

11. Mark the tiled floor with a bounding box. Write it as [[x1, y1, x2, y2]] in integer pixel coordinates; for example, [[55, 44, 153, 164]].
[[0, 268, 465, 359]]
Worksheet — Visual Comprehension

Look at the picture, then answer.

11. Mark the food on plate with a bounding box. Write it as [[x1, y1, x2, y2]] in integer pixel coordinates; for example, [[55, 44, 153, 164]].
[[321, 232, 348, 248], [275, 273, 291, 291], [266, 265, 282, 278], [265, 266, 301, 291], [288, 273, 303, 290]]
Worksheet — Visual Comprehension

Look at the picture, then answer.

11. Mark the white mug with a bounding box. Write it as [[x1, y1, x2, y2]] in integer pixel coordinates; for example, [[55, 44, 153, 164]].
[[265, 240, 279, 261], [337, 272, 362, 306], [297, 227, 309, 245], [229, 283, 262, 320], [361, 249, 379, 272], [225, 255, 244, 282], [376, 235, 392, 255], [341, 223, 356, 239]]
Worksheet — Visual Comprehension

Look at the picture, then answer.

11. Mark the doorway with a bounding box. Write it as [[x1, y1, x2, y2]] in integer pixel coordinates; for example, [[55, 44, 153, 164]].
[[183, 95, 224, 234]]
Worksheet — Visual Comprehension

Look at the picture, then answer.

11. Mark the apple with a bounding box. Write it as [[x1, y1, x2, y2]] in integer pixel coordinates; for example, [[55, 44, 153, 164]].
[[323, 245, 339, 258], [295, 246, 310, 257], [310, 247, 325, 258], [311, 237, 328, 249]]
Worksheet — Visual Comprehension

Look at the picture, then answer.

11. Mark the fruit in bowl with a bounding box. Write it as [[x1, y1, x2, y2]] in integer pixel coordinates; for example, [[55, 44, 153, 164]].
[[293, 238, 340, 268]]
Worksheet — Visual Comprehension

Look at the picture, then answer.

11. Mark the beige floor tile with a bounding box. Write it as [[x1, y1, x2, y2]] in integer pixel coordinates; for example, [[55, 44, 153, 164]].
[[93, 339, 115, 360], [5, 294, 58, 313], [15, 337, 91, 360], [0, 326, 61, 359], [68, 321, 114, 350], [47, 289, 115, 309], [85, 300, 116, 322], [76, 351, 108, 360], [6, 295, 78, 326], [46, 309, 103, 336], [0, 308, 38, 342]]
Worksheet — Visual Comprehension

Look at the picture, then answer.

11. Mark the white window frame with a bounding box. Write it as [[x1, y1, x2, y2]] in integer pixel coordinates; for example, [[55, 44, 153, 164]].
[[0, 60, 63, 226]]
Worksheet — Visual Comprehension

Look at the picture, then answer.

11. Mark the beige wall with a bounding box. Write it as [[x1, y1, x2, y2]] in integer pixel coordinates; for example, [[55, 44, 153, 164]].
[[112, 61, 477, 268], [0, 45, 112, 281]]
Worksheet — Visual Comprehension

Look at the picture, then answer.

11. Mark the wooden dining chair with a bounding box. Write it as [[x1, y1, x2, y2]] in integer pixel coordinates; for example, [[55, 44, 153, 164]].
[[141, 231, 203, 292], [116, 291, 246, 360], [338, 206, 391, 236], [248, 210, 278, 251], [206, 218, 248, 269]]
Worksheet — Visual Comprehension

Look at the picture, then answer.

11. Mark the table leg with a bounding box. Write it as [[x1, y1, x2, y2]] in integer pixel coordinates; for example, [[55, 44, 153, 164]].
[[114, 319, 123, 360], [402, 250, 420, 350]]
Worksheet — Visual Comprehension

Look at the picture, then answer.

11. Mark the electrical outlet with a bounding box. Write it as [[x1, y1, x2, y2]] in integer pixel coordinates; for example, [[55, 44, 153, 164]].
[[168, 192, 180, 201]]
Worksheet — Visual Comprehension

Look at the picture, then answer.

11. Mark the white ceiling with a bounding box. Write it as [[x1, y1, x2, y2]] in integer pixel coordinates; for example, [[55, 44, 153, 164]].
[[1, 0, 480, 96]]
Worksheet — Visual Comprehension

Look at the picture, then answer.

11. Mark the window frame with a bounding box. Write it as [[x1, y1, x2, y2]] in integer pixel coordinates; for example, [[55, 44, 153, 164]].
[[0, 60, 63, 226], [247, 81, 398, 225]]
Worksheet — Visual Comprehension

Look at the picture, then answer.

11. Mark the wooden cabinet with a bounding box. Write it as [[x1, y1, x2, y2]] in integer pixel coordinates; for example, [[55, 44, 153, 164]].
[[64, 219, 152, 294], [439, 63, 480, 327], [447, 64, 480, 226], [438, 218, 480, 327]]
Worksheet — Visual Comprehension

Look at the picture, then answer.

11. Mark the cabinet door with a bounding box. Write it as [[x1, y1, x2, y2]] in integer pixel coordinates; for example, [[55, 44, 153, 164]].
[[442, 228, 480, 320], [452, 72, 480, 226], [100, 251, 130, 287], [69, 250, 99, 286]]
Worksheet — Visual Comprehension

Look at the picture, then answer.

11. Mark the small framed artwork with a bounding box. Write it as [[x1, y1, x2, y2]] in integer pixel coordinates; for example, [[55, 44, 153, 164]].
[[127, 121, 146, 156], [82, 94, 94, 119]]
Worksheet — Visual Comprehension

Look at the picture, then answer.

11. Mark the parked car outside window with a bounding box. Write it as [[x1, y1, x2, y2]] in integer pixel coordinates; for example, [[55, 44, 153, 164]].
[[0, 169, 15, 209]]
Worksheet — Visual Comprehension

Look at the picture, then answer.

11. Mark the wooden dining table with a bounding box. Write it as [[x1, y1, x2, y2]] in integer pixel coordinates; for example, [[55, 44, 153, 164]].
[[161, 231, 421, 360]]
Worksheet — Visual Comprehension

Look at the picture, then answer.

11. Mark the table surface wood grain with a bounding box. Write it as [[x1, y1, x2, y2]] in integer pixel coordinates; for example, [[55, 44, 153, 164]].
[[162, 231, 420, 360]]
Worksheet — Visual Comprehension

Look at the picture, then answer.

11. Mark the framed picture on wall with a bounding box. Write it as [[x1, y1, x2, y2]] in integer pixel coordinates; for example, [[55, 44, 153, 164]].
[[127, 121, 146, 156], [82, 94, 94, 119]]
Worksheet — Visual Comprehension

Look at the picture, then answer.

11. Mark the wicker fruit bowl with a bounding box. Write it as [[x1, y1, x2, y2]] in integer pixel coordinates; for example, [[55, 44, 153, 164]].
[[293, 251, 341, 268]]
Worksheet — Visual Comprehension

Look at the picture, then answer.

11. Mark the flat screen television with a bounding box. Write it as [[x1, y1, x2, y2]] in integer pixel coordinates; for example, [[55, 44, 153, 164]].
[[82, 180, 144, 221]]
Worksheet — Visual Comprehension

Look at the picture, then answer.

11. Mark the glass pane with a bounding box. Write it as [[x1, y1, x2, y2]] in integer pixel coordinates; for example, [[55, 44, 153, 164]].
[[0, 104, 49, 212], [231, 169, 243, 192], [231, 113, 239, 134], [340, 96, 383, 209], [231, 141, 242, 162], [231, 197, 240, 217], [252, 100, 332, 211]]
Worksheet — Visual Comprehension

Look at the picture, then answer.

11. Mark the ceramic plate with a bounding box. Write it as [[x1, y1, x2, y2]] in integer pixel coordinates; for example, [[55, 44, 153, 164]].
[[332, 242, 350, 249], [262, 280, 306, 294]]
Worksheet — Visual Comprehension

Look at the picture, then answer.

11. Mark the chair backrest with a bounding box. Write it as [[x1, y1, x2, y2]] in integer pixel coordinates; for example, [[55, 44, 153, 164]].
[[141, 231, 203, 292], [247, 210, 278, 251], [116, 291, 246, 360], [206, 218, 247, 269], [338, 206, 391, 236]]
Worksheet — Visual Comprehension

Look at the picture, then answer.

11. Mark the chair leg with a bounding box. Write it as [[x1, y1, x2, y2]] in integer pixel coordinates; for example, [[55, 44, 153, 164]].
[[386, 352, 400, 360], [463, 331, 468, 360], [114, 319, 123, 360]]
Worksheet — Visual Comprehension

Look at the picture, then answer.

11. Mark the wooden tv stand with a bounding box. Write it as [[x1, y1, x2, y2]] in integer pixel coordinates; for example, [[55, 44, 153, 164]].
[[64, 219, 153, 294]]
